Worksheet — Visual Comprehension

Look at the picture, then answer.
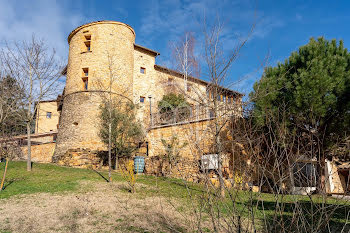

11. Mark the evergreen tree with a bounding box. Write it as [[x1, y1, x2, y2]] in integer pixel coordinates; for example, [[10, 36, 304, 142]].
[[0, 75, 26, 137], [99, 101, 144, 170], [250, 37, 350, 147]]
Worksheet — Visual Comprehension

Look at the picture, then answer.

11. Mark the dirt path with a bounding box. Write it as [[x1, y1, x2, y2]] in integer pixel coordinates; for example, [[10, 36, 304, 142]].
[[0, 182, 188, 233]]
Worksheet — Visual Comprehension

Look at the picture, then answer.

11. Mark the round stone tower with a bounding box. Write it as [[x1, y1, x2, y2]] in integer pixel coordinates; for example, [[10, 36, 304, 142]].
[[54, 21, 135, 160]]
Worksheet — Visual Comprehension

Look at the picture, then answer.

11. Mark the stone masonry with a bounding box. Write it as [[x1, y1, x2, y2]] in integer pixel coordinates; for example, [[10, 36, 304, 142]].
[[31, 21, 243, 179]]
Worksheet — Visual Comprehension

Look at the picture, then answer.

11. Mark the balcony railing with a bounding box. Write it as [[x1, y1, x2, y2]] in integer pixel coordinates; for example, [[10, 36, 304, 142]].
[[149, 103, 241, 128]]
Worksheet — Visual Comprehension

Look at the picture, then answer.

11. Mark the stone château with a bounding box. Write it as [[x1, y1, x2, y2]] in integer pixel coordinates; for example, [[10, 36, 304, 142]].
[[34, 20, 242, 175]]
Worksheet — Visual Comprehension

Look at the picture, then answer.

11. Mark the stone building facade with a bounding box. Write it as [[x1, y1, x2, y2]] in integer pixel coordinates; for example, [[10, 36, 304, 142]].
[[35, 100, 59, 134], [34, 21, 242, 174]]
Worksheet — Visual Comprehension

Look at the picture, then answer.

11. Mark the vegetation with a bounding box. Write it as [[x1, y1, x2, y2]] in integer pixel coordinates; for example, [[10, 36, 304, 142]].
[[0, 36, 62, 171], [0, 75, 26, 137], [250, 37, 350, 148], [120, 160, 137, 193], [0, 162, 349, 232], [158, 93, 189, 113], [99, 100, 143, 175], [158, 93, 190, 123], [161, 134, 188, 176]]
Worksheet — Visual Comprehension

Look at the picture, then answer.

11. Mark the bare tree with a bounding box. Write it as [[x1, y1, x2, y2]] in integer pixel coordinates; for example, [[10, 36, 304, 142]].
[[197, 16, 254, 197], [172, 31, 200, 91], [0, 36, 62, 171], [96, 50, 143, 182]]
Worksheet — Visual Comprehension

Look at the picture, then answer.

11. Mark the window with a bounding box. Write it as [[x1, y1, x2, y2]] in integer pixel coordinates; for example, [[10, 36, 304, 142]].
[[187, 83, 192, 92], [140, 96, 145, 103], [84, 41, 91, 51], [46, 112, 52, 119], [217, 94, 221, 101], [82, 68, 89, 77], [82, 68, 89, 90], [82, 77, 88, 90], [84, 34, 91, 40], [140, 67, 146, 74], [168, 78, 174, 86], [227, 96, 232, 104], [83, 34, 91, 52], [293, 162, 317, 187], [223, 95, 226, 102]]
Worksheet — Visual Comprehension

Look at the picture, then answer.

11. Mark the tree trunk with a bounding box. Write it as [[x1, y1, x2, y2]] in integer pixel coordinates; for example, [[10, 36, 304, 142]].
[[27, 65, 33, 172], [214, 95, 225, 198], [218, 153, 225, 197], [115, 154, 119, 171], [108, 122, 112, 182], [319, 156, 326, 194], [169, 161, 172, 176], [26, 121, 31, 171], [288, 165, 295, 193]]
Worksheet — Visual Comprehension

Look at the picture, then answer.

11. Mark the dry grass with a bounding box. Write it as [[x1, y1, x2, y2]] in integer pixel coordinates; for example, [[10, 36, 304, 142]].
[[0, 181, 189, 233]]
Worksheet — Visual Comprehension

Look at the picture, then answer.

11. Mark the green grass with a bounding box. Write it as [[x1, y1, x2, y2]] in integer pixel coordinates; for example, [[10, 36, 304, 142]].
[[0, 161, 122, 198], [0, 161, 349, 231], [0, 161, 197, 199]]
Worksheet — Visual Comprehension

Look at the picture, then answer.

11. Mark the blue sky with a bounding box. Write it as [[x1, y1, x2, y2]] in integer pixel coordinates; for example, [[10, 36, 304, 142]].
[[0, 0, 349, 95]]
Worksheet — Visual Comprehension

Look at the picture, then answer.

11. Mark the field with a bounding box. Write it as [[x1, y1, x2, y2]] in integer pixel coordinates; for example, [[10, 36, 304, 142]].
[[0, 162, 349, 232]]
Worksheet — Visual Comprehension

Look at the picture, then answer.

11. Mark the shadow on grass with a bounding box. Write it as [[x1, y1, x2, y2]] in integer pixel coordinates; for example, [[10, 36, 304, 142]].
[[253, 199, 350, 232], [1, 179, 15, 191], [160, 178, 204, 193], [93, 170, 109, 182]]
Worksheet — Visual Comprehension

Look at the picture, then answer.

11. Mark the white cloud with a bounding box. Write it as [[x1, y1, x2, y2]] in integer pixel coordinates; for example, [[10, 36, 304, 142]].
[[138, 0, 284, 56], [0, 0, 84, 60], [0, 0, 86, 95]]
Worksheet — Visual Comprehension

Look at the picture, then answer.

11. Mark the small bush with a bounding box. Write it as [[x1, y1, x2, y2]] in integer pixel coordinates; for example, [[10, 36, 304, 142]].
[[120, 160, 137, 193]]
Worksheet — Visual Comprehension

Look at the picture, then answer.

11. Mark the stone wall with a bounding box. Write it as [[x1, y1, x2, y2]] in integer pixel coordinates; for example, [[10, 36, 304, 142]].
[[55, 21, 135, 159], [53, 92, 106, 160], [144, 155, 201, 182], [144, 119, 217, 181], [147, 119, 215, 158], [21, 142, 55, 163], [56, 148, 102, 169]]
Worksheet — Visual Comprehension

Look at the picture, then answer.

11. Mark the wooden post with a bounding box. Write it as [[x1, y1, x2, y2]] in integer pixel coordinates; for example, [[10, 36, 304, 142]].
[[0, 159, 9, 191]]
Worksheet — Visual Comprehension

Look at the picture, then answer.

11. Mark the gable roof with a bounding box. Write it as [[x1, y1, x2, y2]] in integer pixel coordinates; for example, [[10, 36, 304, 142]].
[[134, 44, 160, 56], [154, 65, 243, 96]]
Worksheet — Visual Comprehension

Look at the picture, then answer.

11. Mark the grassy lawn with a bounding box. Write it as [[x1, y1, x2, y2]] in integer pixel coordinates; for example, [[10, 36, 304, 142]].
[[0, 161, 118, 198], [1, 161, 349, 232], [0, 161, 197, 199]]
